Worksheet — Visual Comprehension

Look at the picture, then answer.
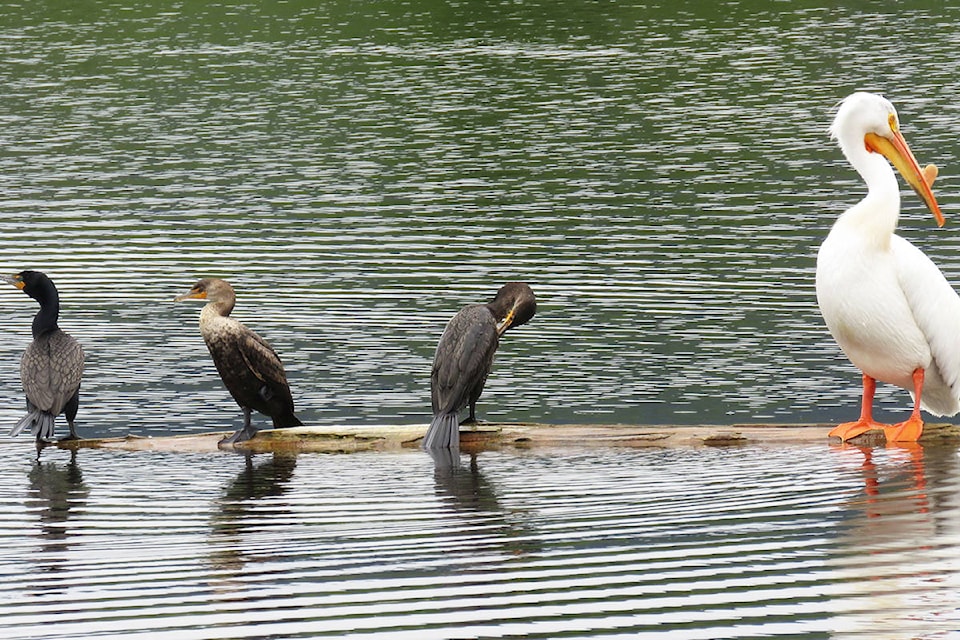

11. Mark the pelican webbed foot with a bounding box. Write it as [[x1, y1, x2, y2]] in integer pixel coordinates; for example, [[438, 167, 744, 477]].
[[829, 419, 890, 442], [884, 415, 924, 443]]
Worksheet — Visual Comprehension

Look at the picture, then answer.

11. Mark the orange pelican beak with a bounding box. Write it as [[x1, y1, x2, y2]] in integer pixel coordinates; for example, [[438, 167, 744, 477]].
[[865, 120, 944, 227]]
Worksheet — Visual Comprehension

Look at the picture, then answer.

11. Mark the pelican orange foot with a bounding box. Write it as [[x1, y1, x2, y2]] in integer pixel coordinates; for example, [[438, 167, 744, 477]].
[[829, 374, 890, 442], [883, 369, 925, 443]]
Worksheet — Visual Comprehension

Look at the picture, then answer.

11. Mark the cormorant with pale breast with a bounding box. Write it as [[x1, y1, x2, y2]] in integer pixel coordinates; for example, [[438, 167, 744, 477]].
[[175, 278, 302, 445], [3, 271, 84, 443], [423, 282, 537, 451]]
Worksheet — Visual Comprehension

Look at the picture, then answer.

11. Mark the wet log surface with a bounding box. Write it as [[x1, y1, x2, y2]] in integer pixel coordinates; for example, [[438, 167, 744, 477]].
[[53, 421, 960, 454]]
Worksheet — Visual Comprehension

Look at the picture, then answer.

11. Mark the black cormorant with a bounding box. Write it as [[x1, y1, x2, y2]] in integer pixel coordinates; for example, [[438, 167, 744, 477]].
[[2, 271, 84, 442], [423, 282, 537, 451], [175, 278, 303, 445]]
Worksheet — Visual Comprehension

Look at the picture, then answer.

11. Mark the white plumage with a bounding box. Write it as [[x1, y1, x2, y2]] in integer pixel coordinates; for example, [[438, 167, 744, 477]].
[[816, 92, 960, 442]]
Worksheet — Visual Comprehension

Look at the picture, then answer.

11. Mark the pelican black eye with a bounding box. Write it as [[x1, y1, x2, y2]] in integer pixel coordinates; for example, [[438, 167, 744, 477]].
[[888, 113, 898, 132]]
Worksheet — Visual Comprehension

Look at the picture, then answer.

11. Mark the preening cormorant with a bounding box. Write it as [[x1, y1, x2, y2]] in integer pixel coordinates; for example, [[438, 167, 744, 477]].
[[423, 282, 537, 451], [175, 278, 303, 445], [3, 271, 84, 442]]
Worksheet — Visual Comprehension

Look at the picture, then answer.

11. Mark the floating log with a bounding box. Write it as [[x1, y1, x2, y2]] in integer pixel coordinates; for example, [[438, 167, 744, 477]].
[[54, 421, 960, 454]]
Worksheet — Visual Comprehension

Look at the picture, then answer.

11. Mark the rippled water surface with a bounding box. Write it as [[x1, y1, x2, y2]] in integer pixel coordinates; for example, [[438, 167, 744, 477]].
[[3, 2, 960, 436], [2, 442, 960, 638], [5, 2, 960, 636]]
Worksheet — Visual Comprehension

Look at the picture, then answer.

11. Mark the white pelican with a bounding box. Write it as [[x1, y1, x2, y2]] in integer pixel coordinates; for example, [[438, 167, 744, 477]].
[[816, 91, 960, 443]]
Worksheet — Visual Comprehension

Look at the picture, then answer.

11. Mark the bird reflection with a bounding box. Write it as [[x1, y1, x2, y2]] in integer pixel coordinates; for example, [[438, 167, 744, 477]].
[[846, 444, 929, 518], [430, 451, 541, 558], [209, 453, 298, 576], [25, 449, 89, 589], [221, 453, 298, 503], [831, 443, 960, 635], [431, 451, 501, 513]]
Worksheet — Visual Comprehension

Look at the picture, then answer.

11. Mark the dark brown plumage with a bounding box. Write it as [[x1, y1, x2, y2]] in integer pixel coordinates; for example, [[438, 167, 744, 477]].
[[175, 278, 302, 445], [423, 282, 537, 451], [3, 271, 84, 442]]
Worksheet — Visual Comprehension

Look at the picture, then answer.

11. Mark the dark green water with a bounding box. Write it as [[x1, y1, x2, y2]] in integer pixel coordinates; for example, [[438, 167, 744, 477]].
[[2, 1, 960, 437]]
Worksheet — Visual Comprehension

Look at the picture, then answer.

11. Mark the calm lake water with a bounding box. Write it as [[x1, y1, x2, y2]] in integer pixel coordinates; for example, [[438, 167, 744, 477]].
[[2, 441, 960, 639], [4, 1, 960, 637]]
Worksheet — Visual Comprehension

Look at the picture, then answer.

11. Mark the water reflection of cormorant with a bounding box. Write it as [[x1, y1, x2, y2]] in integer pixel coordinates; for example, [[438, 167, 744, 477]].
[[222, 453, 298, 503], [431, 451, 503, 512], [431, 451, 540, 558], [3, 271, 84, 443], [424, 283, 537, 451], [210, 453, 298, 573], [26, 449, 89, 586], [175, 278, 303, 446]]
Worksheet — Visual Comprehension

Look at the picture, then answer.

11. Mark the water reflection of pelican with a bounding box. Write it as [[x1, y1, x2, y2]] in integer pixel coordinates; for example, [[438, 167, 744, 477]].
[[831, 444, 960, 637], [849, 444, 929, 517], [209, 453, 298, 575], [26, 449, 89, 589]]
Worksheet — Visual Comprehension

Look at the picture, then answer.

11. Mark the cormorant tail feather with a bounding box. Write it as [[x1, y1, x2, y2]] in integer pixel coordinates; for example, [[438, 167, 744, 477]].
[[11, 410, 55, 440], [422, 413, 461, 450]]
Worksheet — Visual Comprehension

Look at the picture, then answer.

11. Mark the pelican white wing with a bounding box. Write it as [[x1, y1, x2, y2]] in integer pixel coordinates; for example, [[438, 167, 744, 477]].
[[893, 234, 960, 416]]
